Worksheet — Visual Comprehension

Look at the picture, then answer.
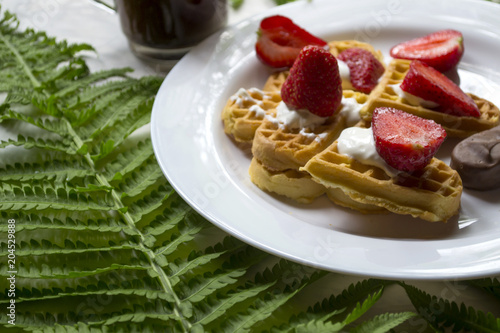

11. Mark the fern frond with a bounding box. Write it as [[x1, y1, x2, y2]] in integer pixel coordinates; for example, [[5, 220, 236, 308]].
[[104, 138, 155, 181], [137, 197, 193, 249], [1, 260, 148, 279], [153, 214, 208, 258], [116, 161, 164, 198], [400, 282, 500, 332], [65, 74, 139, 110], [0, 181, 120, 211], [75, 76, 161, 142], [0, 299, 176, 330], [89, 97, 155, 161], [0, 239, 139, 257], [5, 274, 173, 304], [0, 108, 68, 135], [0, 134, 77, 154], [271, 279, 391, 332], [0, 17, 93, 93], [468, 277, 500, 300], [0, 158, 91, 183], [0, 211, 129, 233], [52, 68, 132, 100], [342, 287, 384, 327], [349, 311, 417, 333], [126, 182, 177, 223]]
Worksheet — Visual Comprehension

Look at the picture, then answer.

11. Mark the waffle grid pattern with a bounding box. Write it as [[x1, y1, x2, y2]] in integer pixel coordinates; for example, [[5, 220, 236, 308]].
[[221, 89, 281, 143], [302, 141, 463, 222]]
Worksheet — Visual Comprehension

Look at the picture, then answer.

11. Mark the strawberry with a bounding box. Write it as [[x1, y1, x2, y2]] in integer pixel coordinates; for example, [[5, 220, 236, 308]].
[[400, 60, 480, 118], [281, 45, 342, 117], [390, 29, 464, 72], [337, 47, 384, 93], [372, 107, 447, 172], [255, 15, 328, 68]]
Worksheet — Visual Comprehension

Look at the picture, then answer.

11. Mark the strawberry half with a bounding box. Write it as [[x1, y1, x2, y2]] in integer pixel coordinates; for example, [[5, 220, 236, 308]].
[[390, 29, 464, 72], [372, 107, 447, 173], [281, 45, 342, 117], [255, 15, 327, 68], [337, 47, 384, 93], [400, 60, 480, 118]]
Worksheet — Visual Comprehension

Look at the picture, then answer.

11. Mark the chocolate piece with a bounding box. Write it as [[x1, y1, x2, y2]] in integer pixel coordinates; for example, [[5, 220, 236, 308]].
[[451, 126, 500, 190]]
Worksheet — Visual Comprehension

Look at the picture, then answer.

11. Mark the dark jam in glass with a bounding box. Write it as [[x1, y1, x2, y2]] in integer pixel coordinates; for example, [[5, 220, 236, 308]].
[[116, 0, 227, 59]]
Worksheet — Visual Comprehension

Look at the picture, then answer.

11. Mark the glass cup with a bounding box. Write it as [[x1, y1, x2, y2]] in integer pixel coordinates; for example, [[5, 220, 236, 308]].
[[114, 0, 228, 64]]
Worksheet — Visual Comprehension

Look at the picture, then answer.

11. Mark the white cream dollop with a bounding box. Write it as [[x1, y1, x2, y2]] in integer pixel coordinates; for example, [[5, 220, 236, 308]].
[[337, 60, 351, 82], [273, 101, 327, 130], [337, 126, 401, 177], [338, 97, 363, 127], [390, 84, 439, 108], [230, 88, 269, 108]]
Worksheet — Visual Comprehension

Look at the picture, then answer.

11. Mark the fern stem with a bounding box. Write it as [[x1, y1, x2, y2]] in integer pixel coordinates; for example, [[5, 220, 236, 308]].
[[63, 117, 191, 331], [0, 29, 42, 88], [107, 175, 192, 332]]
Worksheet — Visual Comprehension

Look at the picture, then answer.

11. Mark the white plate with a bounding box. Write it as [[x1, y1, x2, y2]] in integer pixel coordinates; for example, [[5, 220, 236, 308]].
[[151, 0, 500, 280]]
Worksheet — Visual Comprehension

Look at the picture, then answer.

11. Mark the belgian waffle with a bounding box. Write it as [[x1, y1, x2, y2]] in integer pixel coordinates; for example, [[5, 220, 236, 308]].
[[301, 141, 463, 222], [248, 157, 326, 203], [221, 88, 281, 143], [252, 113, 344, 171], [361, 59, 500, 138]]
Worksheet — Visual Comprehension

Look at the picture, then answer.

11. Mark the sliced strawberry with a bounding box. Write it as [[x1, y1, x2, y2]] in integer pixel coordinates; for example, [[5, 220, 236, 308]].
[[255, 15, 327, 68], [337, 47, 384, 93], [372, 107, 447, 172], [400, 60, 480, 118], [281, 45, 342, 117], [390, 29, 464, 72]]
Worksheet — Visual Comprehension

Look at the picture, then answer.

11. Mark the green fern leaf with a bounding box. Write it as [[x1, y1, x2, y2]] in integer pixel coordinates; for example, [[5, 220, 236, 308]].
[[53, 68, 132, 100], [0, 134, 77, 154], [6, 274, 174, 304], [468, 277, 500, 300], [349, 312, 417, 333], [0, 158, 92, 182], [0, 181, 120, 211], [116, 161, 165, 198], [342, 287, 384, 326], [400, 282, 500, 332], [126, 182, 177, 223], [0, 108, 68, 136], [0, 211, 130, 233], [103, 138, 155, 181]]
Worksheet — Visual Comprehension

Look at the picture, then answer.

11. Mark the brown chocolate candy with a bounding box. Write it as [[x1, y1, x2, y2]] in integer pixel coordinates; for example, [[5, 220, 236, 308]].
[[451, 126, 500, 190]]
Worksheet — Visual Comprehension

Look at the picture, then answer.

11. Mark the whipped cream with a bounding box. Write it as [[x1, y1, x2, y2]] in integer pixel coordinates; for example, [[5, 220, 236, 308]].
[[390, 84, 439, 108], [265, 101, 328, 142], [338, 97, 363, 127], [272, 101, 327, 129], [337, 127, 401, 177], [337, 60, 350, 82], [231, 88, 269, 108]]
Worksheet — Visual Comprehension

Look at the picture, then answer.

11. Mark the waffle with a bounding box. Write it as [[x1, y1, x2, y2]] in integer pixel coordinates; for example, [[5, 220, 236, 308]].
[[251, 111, 345, 171], [361, 59, 500, 138], [262, 71, 288, 92], [326, 187, 387, 214], [301, 141, 463, 222], [221, 88, 281, 143], [249, 157, 326, 203]]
